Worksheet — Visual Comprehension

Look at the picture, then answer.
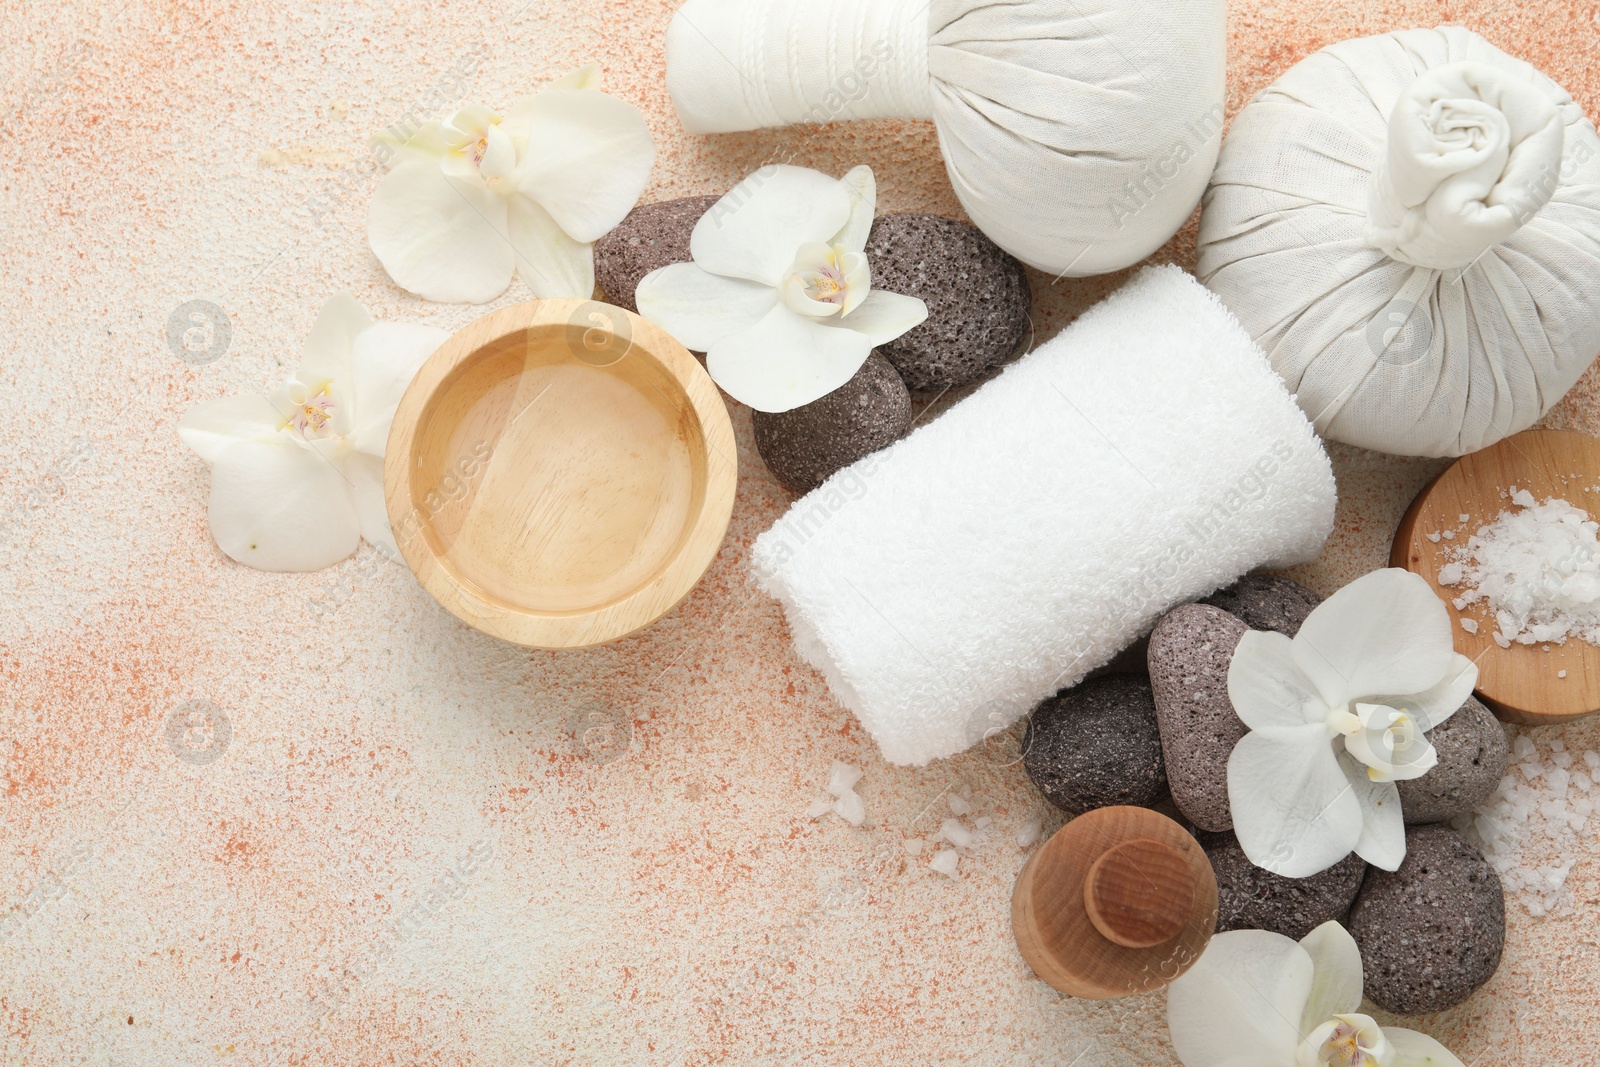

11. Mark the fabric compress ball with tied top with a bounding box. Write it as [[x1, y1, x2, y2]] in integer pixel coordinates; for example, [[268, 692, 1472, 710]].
[[665, 0, 1227, 278], [1198, 27, 1600, 458]]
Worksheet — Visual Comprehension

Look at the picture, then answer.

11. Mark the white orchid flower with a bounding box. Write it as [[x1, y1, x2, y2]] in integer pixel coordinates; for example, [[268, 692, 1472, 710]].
[[178, 295, 448, 572], [635, 164, 928, 412], [1167, 921, 1465, 1067], [1225, 569, 1478, 877], [368, 66, 655, 304]]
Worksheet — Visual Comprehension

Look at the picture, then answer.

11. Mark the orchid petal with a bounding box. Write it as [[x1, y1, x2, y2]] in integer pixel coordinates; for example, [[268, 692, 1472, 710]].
[[1386, 1028, 1468, 1067], [478, 122, 518, 187], [1341, 751, 1407, 870], [690, 166, 852, 286], [1167, 930, 1312, 1067], [547, 65, 602, 91], [1296, 921, 1364, 1034], [831, 165, 877, 253], [368, 157, 513, 304], [831, 288, 928, 346], [1372, 652, 1478, 731], [202, 437, 361, 572], [504, 88, 655, 243], [1228, 725, 1362, 877], [348, 322, 450, 457], [297, 293, 370, 389], [635, 263, 777, 351], [345, 452, 396, 557], [178, 395, 289, 464], [706, 303, 873, 413], [1229, 629, 1328, 730], [507, 195, 595, 299], [1291, 569, 1455, 708]]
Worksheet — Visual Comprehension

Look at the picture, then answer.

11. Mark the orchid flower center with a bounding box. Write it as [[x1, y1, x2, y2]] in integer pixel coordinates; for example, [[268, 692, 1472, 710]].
[[781, 242, 870, 320], [1325, 702, 1437, 783], [1299, 1015, 1394, 1067], [279, 382, 336, 440]]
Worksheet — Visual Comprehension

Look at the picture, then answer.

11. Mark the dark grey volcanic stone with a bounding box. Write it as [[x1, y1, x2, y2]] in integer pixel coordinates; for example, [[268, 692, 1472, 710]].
[[594, 196, 718, 313], [752, 355, 911, 495], [1022, 674, 1168, 817], [1199, 830, 1366, 941], [1202, 574, 1323, 637], [1398, 697, 1509, 825], [1348, 824, 1505, 1015], [863, 213, 1031, 392]]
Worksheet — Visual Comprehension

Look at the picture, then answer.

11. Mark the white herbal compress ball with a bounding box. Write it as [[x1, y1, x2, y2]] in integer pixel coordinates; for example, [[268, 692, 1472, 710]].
[[1199, 27, 1600, 458], [665, 0, 1226, 277]]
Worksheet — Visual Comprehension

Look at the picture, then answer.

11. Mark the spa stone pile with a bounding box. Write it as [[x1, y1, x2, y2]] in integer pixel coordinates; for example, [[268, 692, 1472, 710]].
[[1022, 574, 1510, 1013], [596, 198, 1032, 494]]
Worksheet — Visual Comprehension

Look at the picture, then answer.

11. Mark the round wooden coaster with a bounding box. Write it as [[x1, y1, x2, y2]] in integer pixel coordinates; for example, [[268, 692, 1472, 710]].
[[1011, 806, 1217, 1000], [1391, 428, 1600, 725]]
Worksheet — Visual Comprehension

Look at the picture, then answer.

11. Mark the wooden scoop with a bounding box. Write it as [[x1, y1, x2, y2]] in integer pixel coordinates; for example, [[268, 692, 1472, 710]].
[[1011, 806, 1217, 999]]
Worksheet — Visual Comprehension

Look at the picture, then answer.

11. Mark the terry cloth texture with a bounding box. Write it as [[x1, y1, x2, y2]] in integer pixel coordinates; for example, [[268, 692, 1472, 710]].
[[664, 0, 1227, 278], [750, 266, 1337, 766]]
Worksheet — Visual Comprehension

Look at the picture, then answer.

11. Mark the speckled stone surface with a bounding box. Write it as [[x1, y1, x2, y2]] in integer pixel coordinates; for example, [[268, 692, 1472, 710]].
[[1199, 830, 1366, 941], [752, 355, 911, 495], [1148, 605, 1250, 831], [1022, 675, 1167, 817], [1201, 573, 1323, 637], [6, 0, 1600, 1062], [1349, 825, 1506, 1015], [863, 213, 1031, 392], [1399, 697, 1511, 825], [593, 195, 717, 313]]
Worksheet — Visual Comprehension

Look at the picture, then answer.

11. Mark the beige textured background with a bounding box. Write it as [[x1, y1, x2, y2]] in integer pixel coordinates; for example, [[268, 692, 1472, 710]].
[[3, 0, 1599, 1063]]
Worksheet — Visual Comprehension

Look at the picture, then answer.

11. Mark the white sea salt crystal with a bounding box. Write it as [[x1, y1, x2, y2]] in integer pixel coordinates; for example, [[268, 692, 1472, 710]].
[[833, 791, 866, 826], [1495, 633, 1512, 648], [948, 794, 971, 816], [1515, 736, 1538, 758], [1441, 529, 1455, 539], [939, 818, 975, 848], [1559, 670, 1568, 678], [1460, 514, 1471, 523], [929, 850, 960, 878], [1586, 752, 1600, 770], [974, 815, 992, 829], [1575, 772, 1593, 792], [1439, 562, 1465, 584], [1427, 532, 1442, 543], [904, 838, 924, 856], [1016, 819, 1042, 847], [1460, 618, 1479, 635], [1554, 751, 1574, 769], [826, 762, 863, 797], [807, 799, 835, 819]]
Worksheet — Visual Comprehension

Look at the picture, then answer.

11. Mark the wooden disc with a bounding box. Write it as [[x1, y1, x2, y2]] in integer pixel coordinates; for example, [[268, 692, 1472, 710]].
[[1083, 838, 1195, 949], [1391, 428, 1600, 725], [385, 300, 737, 649], [1011, 807, 1217, 1000]]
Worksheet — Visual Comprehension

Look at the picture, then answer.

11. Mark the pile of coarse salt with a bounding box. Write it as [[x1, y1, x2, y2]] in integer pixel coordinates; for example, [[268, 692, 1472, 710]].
[[1453, 732, 1600, 918], [1437, 488, 1600, 647]]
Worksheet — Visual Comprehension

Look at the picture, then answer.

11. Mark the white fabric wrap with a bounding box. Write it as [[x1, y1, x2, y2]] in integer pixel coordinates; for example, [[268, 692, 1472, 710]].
[[750, 266, 1336, 767], [1198, 27, 1600, 458], [666, 0, 1227, 277]]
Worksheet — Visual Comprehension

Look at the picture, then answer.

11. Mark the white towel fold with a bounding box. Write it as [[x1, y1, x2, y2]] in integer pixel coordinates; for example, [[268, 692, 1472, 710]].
[[751, 266, 1337, 766]]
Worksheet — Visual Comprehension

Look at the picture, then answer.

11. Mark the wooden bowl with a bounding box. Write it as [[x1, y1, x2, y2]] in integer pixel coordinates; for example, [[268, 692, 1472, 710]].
[[1392, 428, 1600, 725], [384, 299, 737, 649], [1011, 806, 1216, 1000]]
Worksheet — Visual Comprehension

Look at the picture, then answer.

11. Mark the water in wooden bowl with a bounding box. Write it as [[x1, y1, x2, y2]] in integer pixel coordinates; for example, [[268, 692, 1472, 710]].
[[386, 300, 737, 649]]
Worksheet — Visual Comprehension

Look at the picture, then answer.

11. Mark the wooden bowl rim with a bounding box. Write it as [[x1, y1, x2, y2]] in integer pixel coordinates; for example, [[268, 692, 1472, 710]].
[[383, 299, 737, 649]]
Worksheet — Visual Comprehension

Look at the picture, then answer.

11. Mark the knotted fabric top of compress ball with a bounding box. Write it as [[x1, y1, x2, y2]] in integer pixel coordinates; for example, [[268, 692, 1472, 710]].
[[664, 0, 1227, 278]]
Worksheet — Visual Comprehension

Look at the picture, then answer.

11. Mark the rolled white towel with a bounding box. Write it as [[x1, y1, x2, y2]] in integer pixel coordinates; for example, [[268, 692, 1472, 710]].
[[751, 266, 1337, 767]]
